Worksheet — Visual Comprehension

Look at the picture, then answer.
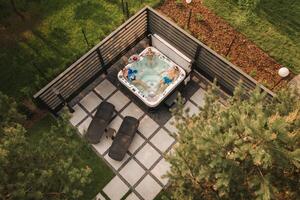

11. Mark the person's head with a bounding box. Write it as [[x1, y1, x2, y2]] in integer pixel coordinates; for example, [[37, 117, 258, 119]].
[[173, 65, 179, 72]]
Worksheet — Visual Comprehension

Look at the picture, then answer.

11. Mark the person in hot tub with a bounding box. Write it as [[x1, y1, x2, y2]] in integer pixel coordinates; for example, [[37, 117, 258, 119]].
[[122, 67, 148, 90], [157, 65, 179, 93], [143, 48, 156, 65]]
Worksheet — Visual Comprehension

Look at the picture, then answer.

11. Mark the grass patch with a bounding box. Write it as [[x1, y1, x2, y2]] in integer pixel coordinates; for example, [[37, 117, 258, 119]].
[[27, 115, 114, 200], [0, 0, 160, 99], [204, 0, 300, 74]]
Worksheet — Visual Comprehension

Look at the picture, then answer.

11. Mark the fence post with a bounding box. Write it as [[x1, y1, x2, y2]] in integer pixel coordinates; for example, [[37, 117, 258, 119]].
[[96, 48, 107, 74], [146, 8, 152, 46], [192, 45, 201, 71]]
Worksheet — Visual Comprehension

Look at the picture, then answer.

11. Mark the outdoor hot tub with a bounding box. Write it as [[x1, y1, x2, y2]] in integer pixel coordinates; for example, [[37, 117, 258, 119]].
[[118, 46, 186, 108]]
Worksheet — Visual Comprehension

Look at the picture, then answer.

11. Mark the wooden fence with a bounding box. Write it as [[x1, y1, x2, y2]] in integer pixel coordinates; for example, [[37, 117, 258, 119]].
[[34, 6, 275, 115]]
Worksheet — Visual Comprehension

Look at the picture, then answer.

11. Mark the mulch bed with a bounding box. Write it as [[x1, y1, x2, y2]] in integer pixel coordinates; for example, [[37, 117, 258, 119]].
[[157, 0, 293, 90]]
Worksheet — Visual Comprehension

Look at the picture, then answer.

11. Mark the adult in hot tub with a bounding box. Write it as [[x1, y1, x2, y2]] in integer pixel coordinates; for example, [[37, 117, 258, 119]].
[[143, 48, 157, 65], [157, 65, 179, 93], [122, 67, 148, 90]]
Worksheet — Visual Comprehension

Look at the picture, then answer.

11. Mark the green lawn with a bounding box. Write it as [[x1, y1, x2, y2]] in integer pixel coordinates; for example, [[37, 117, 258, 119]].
[[0, 0, 160, 99], [28, 115, 114, 200], [204, 0, 300, 74]]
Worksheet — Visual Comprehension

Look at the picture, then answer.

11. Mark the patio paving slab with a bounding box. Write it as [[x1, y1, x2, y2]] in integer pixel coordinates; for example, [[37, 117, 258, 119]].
[[70, 104, 87, 126], [92, 137, 113, 155], [135, 175, 162, 200], [150, 129, 175, 153], [120, 159, 146, 186], [77, 116, 92, 136], [104, 153, 130, 170], [95, 79, 117, 99], [183, 100, 200, 116], [108, 115, 123, 131], [138, 115, 159, 138], [128, 134, 145, 154], [125, 193, 140, 200], [135, 143, 160, 169], [103, 176, 129, 200], [107, 90, 130, 111], [190, 88, 206, 107], [151, 158, 171, 186], [95, 192, 106, 200], [164, 116, 177, 134], [80, 91, 102, 112], [121, 102, 144, 119]]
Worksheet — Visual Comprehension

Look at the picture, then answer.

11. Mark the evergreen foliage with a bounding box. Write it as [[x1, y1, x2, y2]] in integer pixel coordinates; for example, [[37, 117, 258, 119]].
[[168, 85, 300, 200], [0, 92, 91, 200]]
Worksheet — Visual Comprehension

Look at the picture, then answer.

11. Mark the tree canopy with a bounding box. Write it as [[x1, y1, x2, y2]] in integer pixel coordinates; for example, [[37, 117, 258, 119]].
[[168, 85, 300, 200], [0, 92, 91, 200]]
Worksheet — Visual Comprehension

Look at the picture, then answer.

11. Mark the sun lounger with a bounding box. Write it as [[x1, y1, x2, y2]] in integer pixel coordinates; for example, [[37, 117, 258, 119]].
[[108, 116, 139, 161], [85, 102, 115, 144]]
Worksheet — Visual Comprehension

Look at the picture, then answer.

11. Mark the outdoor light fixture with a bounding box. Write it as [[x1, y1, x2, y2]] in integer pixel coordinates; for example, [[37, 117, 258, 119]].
[[185, 0, 193, 29], [278, 67, 290, 78]]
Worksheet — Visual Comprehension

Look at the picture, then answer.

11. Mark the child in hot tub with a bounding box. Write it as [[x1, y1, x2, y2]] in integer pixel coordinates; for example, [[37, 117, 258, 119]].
[[122, 67, 148, 90], [157, 65, 179, 93]]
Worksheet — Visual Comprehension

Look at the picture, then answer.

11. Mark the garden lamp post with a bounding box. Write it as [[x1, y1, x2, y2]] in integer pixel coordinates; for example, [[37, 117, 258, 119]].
[[278, 67, 290, 78], [272, 66, 290, 90], [186, 0, 192, 29]]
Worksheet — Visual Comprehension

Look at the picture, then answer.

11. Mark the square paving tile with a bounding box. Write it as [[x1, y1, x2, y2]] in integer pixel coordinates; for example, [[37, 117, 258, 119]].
[[138, 115, 159, 138], [94, 79, 117, 99], [135, 143, 160, 169], [120, 159, 145, 186], [69, 104, 87, 126], [95, 192, 106, 200], [190, 88, 206, 107], [108, 115, 123, 131], [77, 117, 92, 136], [151, 158, 171, 186], [183, 101, 199, 116], [103, 176, 129, 200], [135, 175, 162, 200], [128, 134, 145, 154], [107, 91, 130, 111], [121, 102, 144, 119], [92, 136, 113, 155], [104, 153, 130, 170], [80, 91, 102, 112], [150, 129, 175, 153], [125, 193, 140, 200], [164, 117, 177, 134]]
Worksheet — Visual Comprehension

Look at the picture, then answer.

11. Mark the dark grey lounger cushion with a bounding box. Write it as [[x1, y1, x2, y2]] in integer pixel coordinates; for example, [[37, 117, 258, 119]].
[[86, 102, 115, 144], [108, 116, 139, 161]]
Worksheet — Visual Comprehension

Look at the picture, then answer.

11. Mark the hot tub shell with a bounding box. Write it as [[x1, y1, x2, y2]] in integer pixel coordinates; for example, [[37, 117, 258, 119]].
[[118, 47, 186, 108]]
